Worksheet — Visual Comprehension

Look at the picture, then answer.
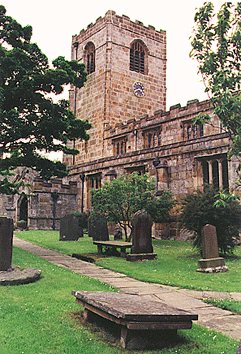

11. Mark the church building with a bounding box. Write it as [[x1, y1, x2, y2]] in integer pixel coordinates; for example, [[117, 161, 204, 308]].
[[1, 11, 240, 234], [63, 11, 239, 218]]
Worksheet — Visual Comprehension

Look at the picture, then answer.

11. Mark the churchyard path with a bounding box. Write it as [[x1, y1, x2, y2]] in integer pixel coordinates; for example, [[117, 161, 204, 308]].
[[14, 236, 241, 340]]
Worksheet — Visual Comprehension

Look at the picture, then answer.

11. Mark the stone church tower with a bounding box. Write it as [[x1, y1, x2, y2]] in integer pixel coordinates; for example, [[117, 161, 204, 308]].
[[64, 10, 166, 165]]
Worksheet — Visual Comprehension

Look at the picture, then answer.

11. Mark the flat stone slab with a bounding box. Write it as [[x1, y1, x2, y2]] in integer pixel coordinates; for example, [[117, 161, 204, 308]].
[[73, 291, 198, 350], [73, 291, 198, 324], [0, 267, 41, 285], [93, 240, 132, 257]]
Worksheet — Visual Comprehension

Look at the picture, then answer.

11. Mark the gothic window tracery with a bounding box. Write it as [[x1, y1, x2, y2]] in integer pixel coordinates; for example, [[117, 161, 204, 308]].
[[113, 137, 127, 156], [183, 122, 204, 140], [143, 128, 161, 148], [130, 40, 147, 74], [84, 42, 95, 74]]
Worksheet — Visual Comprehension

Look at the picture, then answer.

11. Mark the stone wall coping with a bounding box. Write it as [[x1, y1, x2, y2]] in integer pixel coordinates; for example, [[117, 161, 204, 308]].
[[32, 178, 77, 193]]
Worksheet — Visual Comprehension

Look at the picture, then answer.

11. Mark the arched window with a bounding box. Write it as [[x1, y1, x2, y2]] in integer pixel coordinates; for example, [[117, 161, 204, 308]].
[[84, 42, 95, 74], [130, 40, 147, 74]]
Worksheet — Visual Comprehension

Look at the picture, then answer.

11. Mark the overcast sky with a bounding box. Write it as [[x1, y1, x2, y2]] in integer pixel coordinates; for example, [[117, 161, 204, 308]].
[[1, 0, 222, 108]]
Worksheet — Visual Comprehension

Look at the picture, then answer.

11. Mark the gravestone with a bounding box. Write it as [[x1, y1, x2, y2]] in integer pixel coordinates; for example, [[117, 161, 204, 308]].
[[114, 226, 123, 240], [88, 213, 109, 241], [59, 214, 83, 241], [127, 210, 156, 261], [197, 224, 228, 273], [0, 217, 14, 271]]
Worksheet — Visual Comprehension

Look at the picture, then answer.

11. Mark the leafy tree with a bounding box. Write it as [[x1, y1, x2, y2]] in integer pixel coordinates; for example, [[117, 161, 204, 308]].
[[91, 173, 174, 241], [0, 5, 91, 194], [181, 188, 241, 255], [190, 2, 241, 156]]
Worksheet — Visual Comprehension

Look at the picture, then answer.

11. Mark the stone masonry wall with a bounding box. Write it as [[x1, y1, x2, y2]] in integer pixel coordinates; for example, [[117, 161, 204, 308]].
[[0, 171, 78, 230], [28, 178, 78, 230]]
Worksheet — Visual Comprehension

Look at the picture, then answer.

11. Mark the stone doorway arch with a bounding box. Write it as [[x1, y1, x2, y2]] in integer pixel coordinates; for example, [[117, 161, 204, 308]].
[[17, 194, 28, 228]]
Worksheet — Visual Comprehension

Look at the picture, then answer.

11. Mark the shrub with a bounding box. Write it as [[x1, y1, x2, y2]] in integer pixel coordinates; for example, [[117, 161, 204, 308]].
[[92, 173, 174, 241], [181, 189, 241, 255]]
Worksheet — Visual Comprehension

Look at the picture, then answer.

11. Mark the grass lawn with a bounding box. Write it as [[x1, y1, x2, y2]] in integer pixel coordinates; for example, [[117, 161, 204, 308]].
[[0, 247, 117, 354], [204, 299, 241, 315], [18, 230, 241, 292], [1, 246, 238, 353]]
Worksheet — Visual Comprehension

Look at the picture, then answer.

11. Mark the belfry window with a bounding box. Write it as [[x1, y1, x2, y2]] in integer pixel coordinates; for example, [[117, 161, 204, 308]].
[[130, 40, 147, 74], [84, 42, 95, 74]]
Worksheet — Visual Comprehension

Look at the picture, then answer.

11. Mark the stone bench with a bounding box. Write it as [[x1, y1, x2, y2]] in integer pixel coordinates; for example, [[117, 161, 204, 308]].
[[93, 240, 132, 257], [72, 291, 198, 350]]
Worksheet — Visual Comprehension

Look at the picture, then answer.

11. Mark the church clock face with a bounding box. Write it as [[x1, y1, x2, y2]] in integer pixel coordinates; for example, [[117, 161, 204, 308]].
[[133, 82, 144, 97]]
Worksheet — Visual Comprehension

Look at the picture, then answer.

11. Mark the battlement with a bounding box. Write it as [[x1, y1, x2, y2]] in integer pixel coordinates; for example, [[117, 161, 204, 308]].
[[106, 98, 211, 136], [33, 177, 77, 194], [72, 10, 166, 45]]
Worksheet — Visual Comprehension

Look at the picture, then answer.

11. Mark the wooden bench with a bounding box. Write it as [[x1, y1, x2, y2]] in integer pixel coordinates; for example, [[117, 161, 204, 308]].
[[72, 291, 198, 350], [93, 240, 132, 257]]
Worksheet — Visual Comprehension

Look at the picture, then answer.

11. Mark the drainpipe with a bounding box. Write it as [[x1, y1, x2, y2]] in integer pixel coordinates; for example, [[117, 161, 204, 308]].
[[80, 173, 85, 213], [72, 41, 79, 165], [51, 192, 59, 230]]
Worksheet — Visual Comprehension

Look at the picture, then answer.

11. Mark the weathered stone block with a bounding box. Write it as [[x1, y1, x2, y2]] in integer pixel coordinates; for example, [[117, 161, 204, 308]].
[[198, 257, 225, 269], [0, 217, 13, 271]]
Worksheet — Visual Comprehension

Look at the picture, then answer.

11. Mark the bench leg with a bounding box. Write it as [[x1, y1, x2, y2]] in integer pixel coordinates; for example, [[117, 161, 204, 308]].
[[120, 326, 129, 349], [120, 327, 148, 350], [97, 245, 102, 255], [82, 309, 91, 323], [120, 327, 178, 350], [120, 248, 126, 257]]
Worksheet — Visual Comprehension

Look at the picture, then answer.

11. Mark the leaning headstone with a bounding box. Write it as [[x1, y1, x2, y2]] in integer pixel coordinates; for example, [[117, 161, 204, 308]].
[[88, 213, 109, 241], [59, 214, 83, 241], [197, 224, 228, 273], [114, 226, 123, 240], [126, 210, 156, 261], [0, 217, 14, 271]]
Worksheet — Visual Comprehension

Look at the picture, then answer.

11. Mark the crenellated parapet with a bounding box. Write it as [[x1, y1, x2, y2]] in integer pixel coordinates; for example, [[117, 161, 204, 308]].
[[104, 98, 223, 157], [72, 10, 165, 52]]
